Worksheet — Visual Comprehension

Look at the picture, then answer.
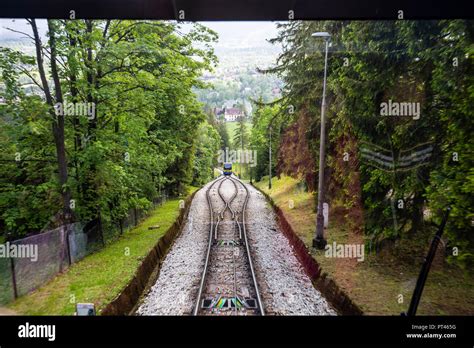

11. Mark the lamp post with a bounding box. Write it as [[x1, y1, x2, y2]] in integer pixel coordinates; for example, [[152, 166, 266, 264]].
[[268, 125, 272, 190], [312, 31, 330, 249]]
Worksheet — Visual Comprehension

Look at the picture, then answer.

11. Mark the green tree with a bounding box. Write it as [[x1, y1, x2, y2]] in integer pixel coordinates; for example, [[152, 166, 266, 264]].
[[0, 19, 219, 238], [249, 100, 280, 181], [263, 19, 474, 267]]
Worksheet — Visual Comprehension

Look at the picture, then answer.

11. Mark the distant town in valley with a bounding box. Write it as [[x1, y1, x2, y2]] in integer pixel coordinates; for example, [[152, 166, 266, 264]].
[[189, 22, 283, 123]]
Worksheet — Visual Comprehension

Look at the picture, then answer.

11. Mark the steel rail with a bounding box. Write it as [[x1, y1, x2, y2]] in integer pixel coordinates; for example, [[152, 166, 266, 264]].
[[193, 175, 226, 315], [216, 177, 227, 219], [194, 174, 265, 316], [229, 175, 265, 316]]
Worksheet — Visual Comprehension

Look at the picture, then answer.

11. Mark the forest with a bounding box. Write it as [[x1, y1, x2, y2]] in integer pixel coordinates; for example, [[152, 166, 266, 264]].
[[249, 20, 473, 269], [1, 19, 473, 271], [0, 20, 221, 240]]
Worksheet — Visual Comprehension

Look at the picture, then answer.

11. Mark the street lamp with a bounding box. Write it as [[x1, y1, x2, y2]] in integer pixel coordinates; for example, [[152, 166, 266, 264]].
[[268, 125, 272, 189], [312, 31, 330, 249]]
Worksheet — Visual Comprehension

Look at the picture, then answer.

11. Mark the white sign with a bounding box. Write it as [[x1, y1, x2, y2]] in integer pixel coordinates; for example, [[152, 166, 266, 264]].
[[323, 203, 329, 228]]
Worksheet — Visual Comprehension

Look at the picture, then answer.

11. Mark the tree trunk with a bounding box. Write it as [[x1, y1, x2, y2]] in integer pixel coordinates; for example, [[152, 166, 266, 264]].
[[31, 19, 72, 222]]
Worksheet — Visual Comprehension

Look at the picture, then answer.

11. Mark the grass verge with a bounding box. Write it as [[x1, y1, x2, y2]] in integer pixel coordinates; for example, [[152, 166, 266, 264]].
[[7, 188, 197, 315], [254, 175, 474, 315]]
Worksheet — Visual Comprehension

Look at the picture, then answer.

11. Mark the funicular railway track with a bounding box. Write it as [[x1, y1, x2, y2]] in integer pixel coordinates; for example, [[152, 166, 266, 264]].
[[193, 175, 264, 316]]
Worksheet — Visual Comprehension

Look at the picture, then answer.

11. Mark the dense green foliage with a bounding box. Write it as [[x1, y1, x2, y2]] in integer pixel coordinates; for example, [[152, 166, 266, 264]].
[[249, 101, 281, 182], [233, 116, 249, 149], [192, 122, 221, 186], [256, 20, 473, 268], [0, 20, 220, 239]]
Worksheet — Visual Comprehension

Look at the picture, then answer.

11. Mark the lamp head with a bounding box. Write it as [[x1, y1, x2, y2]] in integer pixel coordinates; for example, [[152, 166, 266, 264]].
[[312, 32, 331, 40]]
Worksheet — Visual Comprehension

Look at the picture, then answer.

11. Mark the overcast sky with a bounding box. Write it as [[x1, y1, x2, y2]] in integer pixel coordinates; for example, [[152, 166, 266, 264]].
[[185, 21, 280, 49], [0, 19, 280, 49], [0, 18, 47, 41]]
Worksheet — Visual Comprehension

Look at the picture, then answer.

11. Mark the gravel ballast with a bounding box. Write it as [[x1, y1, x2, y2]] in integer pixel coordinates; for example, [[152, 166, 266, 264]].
[[245, 184, 336, 315], [136, 180, 215, 315], [137, 177, 336, 315]]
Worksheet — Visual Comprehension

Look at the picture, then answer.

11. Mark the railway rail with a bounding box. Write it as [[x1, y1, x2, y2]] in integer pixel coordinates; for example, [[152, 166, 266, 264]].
[[193, 175, 264, 316]]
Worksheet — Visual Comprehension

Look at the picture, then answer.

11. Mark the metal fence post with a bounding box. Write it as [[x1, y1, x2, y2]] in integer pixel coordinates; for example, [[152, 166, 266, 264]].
[[10, 257, 18, 299], [66, 225, 72, 266], [99, 211, 105, 247]]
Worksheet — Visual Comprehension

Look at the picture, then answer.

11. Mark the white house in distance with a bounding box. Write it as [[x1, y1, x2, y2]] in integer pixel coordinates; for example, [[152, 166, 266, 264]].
[[214, 107, 244, 122]]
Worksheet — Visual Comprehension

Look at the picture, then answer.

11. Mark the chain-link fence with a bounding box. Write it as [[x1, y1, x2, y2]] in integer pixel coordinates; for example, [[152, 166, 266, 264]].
[[0, 193, 168, 305], [12, 225, 70, 298], [0, 256, 14, 304]]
